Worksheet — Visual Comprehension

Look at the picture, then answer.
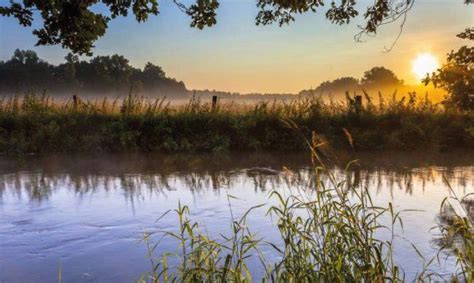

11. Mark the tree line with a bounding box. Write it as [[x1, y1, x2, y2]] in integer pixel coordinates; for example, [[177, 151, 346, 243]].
[[1, 49, 404, 99], [0, 49, 187, 96], [1, 46, 472, 111], [299, 66, 404, 96]]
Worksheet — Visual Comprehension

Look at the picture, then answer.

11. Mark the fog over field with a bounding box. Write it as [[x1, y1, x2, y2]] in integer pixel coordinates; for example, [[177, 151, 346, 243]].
[[0, 49, 446, 105]]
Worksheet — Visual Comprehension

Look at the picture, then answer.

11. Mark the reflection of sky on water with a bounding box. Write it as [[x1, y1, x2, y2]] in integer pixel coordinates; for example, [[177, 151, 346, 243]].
[[0, 152, 472, 282]]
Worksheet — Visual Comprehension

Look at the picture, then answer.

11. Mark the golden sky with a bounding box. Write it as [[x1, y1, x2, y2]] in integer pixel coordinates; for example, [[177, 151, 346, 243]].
[[1, 0, 472, 93]]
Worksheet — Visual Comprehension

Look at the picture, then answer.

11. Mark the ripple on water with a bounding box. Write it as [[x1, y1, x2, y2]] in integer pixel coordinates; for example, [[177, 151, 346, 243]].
[[0, 153, 472, 282]]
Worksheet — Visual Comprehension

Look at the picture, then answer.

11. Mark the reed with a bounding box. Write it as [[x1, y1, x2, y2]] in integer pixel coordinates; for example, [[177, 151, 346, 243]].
[[138, 130, 406, 282], [137, 128, 472, 282], [0, 91, 472, 154], [436, 179, 473, 282]]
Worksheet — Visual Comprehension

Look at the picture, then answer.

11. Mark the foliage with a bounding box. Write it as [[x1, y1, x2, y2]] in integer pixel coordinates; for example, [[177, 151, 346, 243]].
[[436, 181, 473, 282], [361, 66, 403, 88], [424, 28, 474, 111], [300, 77, 360, 95], [1, 49, 442, 103], [0, 92, 472, 154], [0, 49, 55, 93], [1, 0, 417, 55], [139, 137, 405, 282], [299, 66, 406, 96], [0, 50, 187, 96], [137, 132, 473, 282]]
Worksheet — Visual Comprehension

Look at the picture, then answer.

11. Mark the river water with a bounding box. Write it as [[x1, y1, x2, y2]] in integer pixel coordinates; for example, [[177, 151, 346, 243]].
[[0, 152, 473, 282]]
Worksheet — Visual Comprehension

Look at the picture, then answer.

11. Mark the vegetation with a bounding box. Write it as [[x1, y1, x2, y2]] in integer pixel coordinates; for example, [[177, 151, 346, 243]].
[[1, 0, 418, 55], [1, 50, 414, 100], [139, 137, 404, 282], [424, 28, 474, 111], [0, 49, 187, 96], [0, 92, 472, 155], [437, 184, 474, 282], [1, 1, 471, 282], [137, 135, 473, 282], [299, 66, 404, 96]]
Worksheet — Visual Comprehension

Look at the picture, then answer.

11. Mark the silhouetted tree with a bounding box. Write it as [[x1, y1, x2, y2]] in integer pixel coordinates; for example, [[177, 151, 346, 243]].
[[132, 62, 166, 90], [299, 67, 405, 96], [1, 0, 417, 55], [0, 49, 55, 92], [361, 67, 403, 88], [0, 50, 187, 96], [314, 77, 360, 94], [54, 53, 80, 89], [424, 28, 474, 110]]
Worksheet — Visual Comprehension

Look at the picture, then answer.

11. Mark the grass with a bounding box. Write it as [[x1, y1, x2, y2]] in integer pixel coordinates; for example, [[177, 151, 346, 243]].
[[138, 133, 405, 282], [436, 179, 473, 282], [0, 91, 473, 154], [137, 129, 473, 282], [3, 110, 468, 281]]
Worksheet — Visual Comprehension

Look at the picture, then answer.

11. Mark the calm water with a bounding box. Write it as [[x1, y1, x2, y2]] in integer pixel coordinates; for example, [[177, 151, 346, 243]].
[[0, 152, 473, 282]]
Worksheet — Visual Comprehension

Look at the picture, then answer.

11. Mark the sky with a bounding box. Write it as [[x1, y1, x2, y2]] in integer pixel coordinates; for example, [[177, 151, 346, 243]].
[[0, 0, 472, 93]]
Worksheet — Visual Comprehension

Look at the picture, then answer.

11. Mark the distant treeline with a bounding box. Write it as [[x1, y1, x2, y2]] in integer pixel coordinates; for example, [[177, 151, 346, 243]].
[[0, 49, 187, 96], [299, 67, 405, 96], [1, 49, 437, 101]]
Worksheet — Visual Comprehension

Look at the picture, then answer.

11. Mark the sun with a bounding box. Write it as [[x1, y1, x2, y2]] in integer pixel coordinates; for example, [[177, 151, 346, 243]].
[[412, 53, 439, 82]]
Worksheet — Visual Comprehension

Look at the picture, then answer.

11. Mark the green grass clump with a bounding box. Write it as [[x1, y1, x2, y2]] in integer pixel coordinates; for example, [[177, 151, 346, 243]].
[[0, 91, 473, 154], [436, 181, 473, 282], [137, 132, 473, 282], [139, 137, 405, 282]]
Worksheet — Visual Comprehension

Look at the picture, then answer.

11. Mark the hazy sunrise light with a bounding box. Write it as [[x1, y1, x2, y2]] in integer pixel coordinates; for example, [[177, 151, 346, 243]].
[[0, 1, 472, 282], [412, 53, 440, 82]]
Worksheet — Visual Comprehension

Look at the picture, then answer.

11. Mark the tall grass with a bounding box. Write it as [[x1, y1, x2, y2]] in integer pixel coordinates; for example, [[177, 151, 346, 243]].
[[137, 128, 472, 282], [436, 179, 473, 282], [0, 91, 472, 154], [138, 129, 407, 282]]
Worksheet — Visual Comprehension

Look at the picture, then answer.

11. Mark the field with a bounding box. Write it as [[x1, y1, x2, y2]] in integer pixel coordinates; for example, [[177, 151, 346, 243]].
[[0, 92, 472, 154]]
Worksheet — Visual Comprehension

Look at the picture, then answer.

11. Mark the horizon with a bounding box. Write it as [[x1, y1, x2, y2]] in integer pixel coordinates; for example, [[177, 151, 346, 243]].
[[1, 0, 471, 93], [0, 47, 445, 96]]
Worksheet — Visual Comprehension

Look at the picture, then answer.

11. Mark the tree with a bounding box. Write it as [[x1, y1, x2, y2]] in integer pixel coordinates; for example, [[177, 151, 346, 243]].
[[63, 53, 79, 84], [143, 62, 166, 80], [134, 62, 187, 94], [316, 77, 360, 94], [0, 49, 55, 91], [133, 62, 166, 90], [299, 67, 406, 96], [1, 0, 417, 55], [11, 49, 40, 64], [361, 67, 403, 88], [0, 50, 187, 96], [76, 54, 134, 90], [424, 28, 474, 110]]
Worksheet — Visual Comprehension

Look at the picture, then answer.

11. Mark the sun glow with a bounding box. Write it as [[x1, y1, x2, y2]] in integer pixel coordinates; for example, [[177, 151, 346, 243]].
[[412, 53, 439, 82]]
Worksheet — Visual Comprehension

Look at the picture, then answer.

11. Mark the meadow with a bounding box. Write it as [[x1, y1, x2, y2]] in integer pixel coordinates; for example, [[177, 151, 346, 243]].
[[0, 91, 472, 155]]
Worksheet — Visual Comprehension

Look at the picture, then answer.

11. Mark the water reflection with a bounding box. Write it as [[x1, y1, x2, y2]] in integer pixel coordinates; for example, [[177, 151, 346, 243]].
[[1, 152, 472, 202], [0, 152, 473, 282], [435, 196, 474, 265]]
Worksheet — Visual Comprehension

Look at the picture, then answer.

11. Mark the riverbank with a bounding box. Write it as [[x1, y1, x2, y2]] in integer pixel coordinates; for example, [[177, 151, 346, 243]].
[[0, 94, 473, 154]]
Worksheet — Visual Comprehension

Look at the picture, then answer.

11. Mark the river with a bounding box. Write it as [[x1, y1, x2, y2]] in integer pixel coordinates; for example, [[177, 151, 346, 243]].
[[0, 151, 473, 282]]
